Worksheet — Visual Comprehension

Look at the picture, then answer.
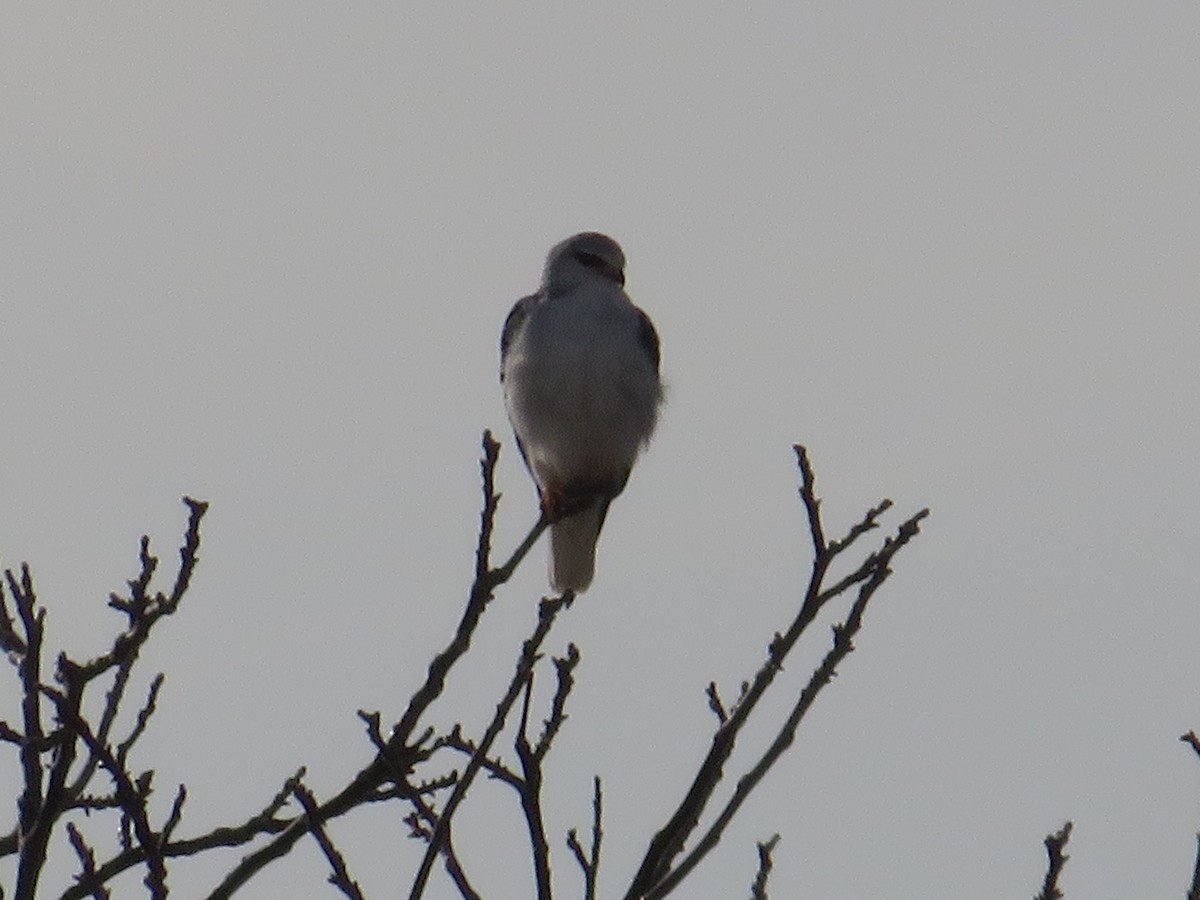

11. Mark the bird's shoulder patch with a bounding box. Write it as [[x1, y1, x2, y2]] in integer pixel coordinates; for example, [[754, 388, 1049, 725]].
[[635, 307, 661, 373], [500, 292, 539, 381]]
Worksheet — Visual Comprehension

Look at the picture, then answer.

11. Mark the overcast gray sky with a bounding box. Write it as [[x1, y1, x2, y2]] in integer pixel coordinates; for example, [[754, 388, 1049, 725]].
[[2, 3, 1198, 897]]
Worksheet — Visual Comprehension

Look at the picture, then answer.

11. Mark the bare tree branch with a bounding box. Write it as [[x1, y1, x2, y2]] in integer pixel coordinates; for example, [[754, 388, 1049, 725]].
[[57, 768, 301, 899], [0, 436, 930, 898], [533, 644, 579, 762], [291, 783, 365, 900], [1187, 834, 1200, 900], [207, 432, 554, 899], [567, 776, 603, 900], [646, 509, 927, 897], [40, 686, 168, 898], [1034, 821, 1072, 900], [71, 498, 208, 684], [408, 591, 575, 900], [704, 683, 727, 726], [624, 445, 928, 898], [749, 834, 779, 900], [514, 679, 552, 900], [8, 564, 47, 897], [404, 794, 481, 900], [115, 674, 164, 770], [432, 639, 581, 900], [2, 499, 209, 899], [1181, 730, 1200, 760], [65, 823, 110, 900]]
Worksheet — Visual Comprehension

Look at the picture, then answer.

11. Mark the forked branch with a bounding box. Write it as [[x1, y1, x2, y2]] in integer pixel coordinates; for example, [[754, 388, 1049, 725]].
[[625, 445, 928, 898]]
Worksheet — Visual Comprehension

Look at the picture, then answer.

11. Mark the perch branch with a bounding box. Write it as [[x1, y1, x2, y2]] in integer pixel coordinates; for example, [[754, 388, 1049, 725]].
[[207, 431, 552, 898]]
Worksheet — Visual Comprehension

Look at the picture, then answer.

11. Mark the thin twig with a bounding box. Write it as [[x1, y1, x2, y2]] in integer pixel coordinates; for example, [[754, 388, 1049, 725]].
[[66, 822, 112, 900], [406, 794, 482, 900], [0, 568, 28, 657], [1034, 821, 1073, 900], [10, 564, 46, 869], [69, 659, 136, 803], [291, 783, 366, 900], [827, 499, 892, 557], [647, 511, 926, 897], [705, 683, 727, 725], [53, 772, 305, 899], [533, 644, 580, 761], [794, 445, 826, 555], [409, 591, 575, 900], [1181, 730, 1200, 759], [1187, 834, 1200, 900], [115, 674, 164, 769], [161, 784, 188, 846], [568, 776, 604, 900], [41, 687, 168, 899], [623, 448, 844, 895], [749, 834, 780, 900], [207, 433, 550, 899], [625, 446, 928, 898], [514, 677, 552, 900], [436, 725, 519, 787], [72, 498, 208, 683], [8, 499, 207, 898]]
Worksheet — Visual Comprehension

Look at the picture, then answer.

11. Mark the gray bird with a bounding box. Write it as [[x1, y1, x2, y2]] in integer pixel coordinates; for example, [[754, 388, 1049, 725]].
[[500, 233, 663, 593]]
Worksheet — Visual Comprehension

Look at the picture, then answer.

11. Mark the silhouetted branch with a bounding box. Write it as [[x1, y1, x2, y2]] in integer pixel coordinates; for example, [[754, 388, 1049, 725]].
[[1182, 730, 1200, 760], [567, 776, 603, 900], [431, 639, 582, 900], [1034, 821, 1073, 900], [73, 497, 208, 684], [533, 644, 579, 761], [705, 683, 728, 725], [404, 793, 481, 900], [65, 822, 110, 900], [515, 680, 552, 900], [1187, 833, 1200, 900], [749, 834, 779, 900], [649, 509, 927, 898], [408, 591, 575, 900], [40, 686, 168, 898], [625, 446, 929, 898], [0, 435, 929, 898], [55, 755, 303, 896], [208, 432, 557, 899], [292, 782, 365, 900], [8, 564, 47, 892], [115, 674, 164, 769], [0, 498, 208, 899]]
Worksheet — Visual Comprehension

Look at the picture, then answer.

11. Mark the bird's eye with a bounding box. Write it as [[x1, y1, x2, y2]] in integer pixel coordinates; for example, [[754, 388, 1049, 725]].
[[574, 251, 607, 271]]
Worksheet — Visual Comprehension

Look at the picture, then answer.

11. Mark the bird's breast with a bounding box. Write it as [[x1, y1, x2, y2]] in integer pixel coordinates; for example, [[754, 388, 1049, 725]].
[[503, 290, 660, 489]]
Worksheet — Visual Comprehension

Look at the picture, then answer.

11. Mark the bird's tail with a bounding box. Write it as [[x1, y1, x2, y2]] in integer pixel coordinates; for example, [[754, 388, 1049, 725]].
[[548, 500, 610, 594]]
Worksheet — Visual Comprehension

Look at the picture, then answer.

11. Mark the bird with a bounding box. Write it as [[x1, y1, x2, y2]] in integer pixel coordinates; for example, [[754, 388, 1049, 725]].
[[500, 232, 663, 594]]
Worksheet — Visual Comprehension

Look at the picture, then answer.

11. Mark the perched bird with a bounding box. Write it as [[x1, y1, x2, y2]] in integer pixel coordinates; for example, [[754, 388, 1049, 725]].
[[500, 232, 663, 593]]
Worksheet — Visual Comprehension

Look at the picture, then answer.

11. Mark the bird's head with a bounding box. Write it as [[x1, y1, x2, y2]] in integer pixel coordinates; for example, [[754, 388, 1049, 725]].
[[543, 232, 627, 291]]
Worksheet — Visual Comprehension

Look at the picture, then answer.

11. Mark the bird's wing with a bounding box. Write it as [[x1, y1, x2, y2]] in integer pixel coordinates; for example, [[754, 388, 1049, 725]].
[[500, 292, 540, 475], [635, 307, 661, 373], [500, 292, 539, 381]]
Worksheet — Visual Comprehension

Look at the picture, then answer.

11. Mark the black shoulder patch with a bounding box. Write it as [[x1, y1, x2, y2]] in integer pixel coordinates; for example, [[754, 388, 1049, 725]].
[[636, 308, 661, 373], [500, 293, 538, 381]]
